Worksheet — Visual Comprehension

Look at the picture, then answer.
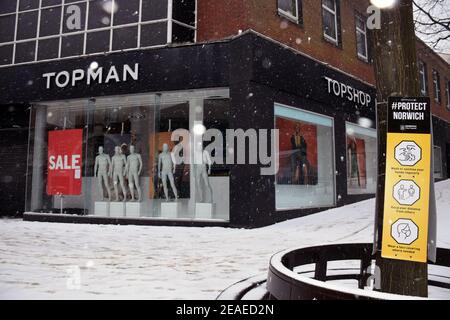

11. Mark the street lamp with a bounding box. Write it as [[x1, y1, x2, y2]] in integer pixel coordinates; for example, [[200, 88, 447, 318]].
[[370, 0, 397, 8]]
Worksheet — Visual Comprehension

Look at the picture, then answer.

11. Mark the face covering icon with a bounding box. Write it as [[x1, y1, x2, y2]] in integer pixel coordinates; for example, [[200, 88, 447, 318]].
[[397, 223, 412, 239]]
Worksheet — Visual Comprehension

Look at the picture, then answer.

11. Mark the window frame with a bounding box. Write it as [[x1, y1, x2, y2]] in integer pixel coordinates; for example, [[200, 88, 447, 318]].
[[322, 0, 339, 46], [355, 13, 368, 62], [418, 60, 428, 96], [432, 69, 442, 104], [277, 0, 302, 25], [274, 102, 337, 211], [446, 79, 450, 109]]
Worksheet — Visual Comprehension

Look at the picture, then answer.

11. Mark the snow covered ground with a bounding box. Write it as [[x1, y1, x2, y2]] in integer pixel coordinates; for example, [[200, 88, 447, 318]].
[[1, 180, 449, 300]]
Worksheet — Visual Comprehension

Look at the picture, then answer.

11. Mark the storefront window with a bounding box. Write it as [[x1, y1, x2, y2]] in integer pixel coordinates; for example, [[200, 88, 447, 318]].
[[275, 104, 335, 210], [345, 122, 377, 195], [26, 89, 230, 222]]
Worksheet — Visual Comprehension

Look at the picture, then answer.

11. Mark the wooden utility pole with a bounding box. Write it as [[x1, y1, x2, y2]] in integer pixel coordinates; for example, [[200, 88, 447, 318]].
[[372, 0, 428, 297]]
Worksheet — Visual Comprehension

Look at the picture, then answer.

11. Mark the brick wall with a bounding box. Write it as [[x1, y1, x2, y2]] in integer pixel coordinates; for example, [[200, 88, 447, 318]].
[[416, 40, 450, 123], [197, 0, 375, 84], [197, 0, 450, 123], [197, 0, 251, 42]]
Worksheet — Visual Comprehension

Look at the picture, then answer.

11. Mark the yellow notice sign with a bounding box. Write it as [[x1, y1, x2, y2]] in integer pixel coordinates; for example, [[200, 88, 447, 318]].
[[381, 97, 432, 263]]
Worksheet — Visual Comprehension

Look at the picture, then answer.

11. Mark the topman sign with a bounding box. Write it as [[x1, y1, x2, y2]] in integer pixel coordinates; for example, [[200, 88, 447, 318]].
[[42, 63, 139, 89]]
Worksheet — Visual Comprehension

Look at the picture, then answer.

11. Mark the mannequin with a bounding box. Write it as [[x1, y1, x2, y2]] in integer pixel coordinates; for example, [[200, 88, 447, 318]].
[[194, 144, 213, 203], [111, 146, 127, 202], [347, 137, 360, 187], [94, 146, 112, 201], [158, 143, 178, 201], [126, 145, 143, 202]]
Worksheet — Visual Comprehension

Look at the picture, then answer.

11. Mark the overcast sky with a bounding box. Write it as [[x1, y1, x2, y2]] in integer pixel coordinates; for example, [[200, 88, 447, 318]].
[[414, 0, 450, 54]]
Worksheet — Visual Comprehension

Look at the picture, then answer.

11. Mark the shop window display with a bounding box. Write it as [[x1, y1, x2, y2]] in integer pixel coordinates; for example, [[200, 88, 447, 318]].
[[345, 122, 377, 195], [275, 104, 335, 210], [26, 90, 230, 221]]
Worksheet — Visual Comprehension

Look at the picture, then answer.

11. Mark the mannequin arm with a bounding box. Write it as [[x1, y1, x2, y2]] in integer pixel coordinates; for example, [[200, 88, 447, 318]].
[[94, 157, 98, 177], [124, 159, 129, 177], [107, 156, 112, 176], [158, 155, 162, 179], [205, 151, 212, 175], [138, 154, 143, 176], [171, 152, 176, 174]]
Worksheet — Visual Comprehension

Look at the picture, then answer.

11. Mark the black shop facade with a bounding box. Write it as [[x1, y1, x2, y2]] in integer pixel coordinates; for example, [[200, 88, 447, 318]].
[[0, 31, 380, 228]]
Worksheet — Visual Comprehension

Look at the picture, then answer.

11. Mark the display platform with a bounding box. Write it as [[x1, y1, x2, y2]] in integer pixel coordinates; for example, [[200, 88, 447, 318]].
[[161, 202, 179, 218], [110, 202, 125, 217], [195, 203, 216, 220], [94, 202, 110, 216], [126, 202, 142, 218]]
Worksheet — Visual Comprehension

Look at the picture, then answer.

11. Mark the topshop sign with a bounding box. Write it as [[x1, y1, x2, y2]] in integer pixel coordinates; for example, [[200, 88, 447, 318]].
[[324, 76, 372, 108], [42, 63, 139, 89]]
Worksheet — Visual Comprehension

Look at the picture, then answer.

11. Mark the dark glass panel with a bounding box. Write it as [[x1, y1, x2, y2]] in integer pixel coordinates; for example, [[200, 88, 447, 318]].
[[61, 33, 84, 57], [15, 40, 36, 63], [37, 37, 59, 60], [112, 26, 138, 50], [0, 44, 13, 65], [140, 22, 167, 47], [142, 0, 167, 21], [17, 11, 38, 40], [0, 15, 16, 43], [40, 6, 62, 37], [86, 29, 110, 53]]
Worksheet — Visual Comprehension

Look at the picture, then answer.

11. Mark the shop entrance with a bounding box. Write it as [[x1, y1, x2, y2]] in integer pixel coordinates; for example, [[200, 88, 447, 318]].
[[0, 105, 29, 216]]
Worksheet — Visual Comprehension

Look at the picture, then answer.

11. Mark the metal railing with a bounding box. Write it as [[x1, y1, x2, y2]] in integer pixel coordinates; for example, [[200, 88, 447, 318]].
[[218, 243, 450, 300]]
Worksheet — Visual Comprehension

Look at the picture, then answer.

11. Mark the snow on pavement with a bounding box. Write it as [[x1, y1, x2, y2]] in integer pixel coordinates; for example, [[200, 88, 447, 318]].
[[1, 180, 449, 300]]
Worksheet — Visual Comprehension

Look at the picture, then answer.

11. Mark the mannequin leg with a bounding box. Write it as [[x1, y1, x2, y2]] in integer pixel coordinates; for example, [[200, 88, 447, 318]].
[[162, 173, 169, 201], [195, 168, 203, 202], [202, 170, 213, 203], [97, 176, 104, 200], [129, 174, 135, 201], [168, 173, 178, 199], [119, 175, 127, 201], [302, 163, 308, 185], [102, 173, 111, 200], [113, 174, 119, 201], [133, 173, 141, 201]]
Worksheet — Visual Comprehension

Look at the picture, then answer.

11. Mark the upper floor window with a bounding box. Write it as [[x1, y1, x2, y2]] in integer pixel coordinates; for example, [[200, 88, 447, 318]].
[[432, 69, 441, 103], [322, 0, 340, 46], [418, 60, 428, 96], [446, 79, 450, 109], [355, 14, 368, 62], [278, 0, 302, 24]]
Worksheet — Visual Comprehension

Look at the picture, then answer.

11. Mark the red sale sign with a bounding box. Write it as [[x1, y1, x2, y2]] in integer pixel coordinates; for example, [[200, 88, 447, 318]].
[[47, 129, 83, 196]]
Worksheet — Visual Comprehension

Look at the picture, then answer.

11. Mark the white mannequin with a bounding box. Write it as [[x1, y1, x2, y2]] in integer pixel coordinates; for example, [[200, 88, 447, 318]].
[[111, 146, 127, 202], [194, 144, 213, 203], [158, 143, 178, 201], [126, 145, 143, 202], [94, 146, 112, 201]]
